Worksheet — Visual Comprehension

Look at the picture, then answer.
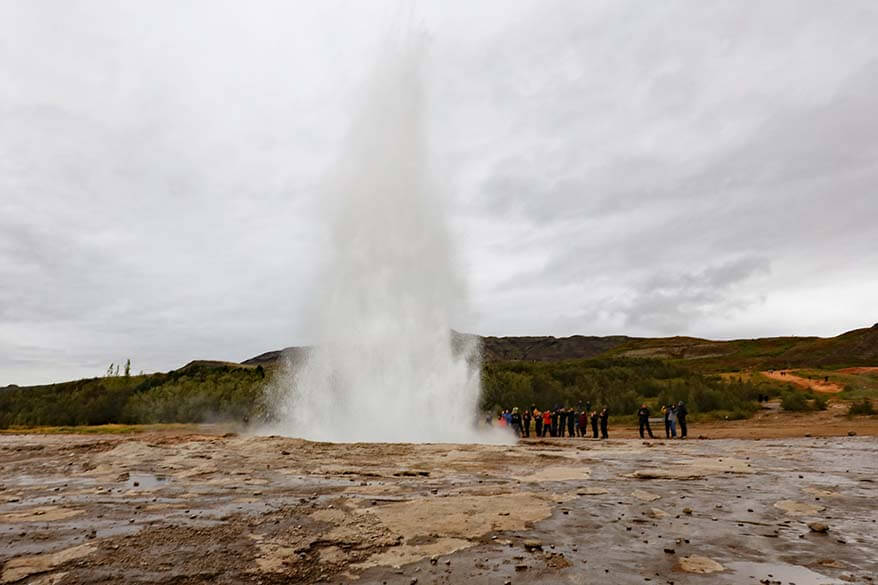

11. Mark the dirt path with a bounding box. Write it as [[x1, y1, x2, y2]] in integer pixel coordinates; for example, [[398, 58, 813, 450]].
[[761, 370, 843, 393]]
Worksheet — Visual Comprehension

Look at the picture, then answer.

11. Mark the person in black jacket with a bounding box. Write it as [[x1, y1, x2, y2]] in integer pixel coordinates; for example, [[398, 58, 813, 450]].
[[676, 401, 688, 439], [637, 403, 655, 439], [662, 404, 672, 438], [566, 407, 575, 438], [599, 408, 609, 439], [534, 408, 543, 437], [522, 407, 532, 438], [590, 410, 599, 439], [551, 408, 560, 437], [510, 408, 523, 437]]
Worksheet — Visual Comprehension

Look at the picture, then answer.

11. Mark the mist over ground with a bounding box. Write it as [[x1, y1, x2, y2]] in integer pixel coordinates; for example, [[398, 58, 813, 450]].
[[2, 1, 878, 385]]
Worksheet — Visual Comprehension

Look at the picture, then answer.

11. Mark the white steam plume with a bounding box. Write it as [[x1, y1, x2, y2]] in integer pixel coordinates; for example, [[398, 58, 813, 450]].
[[265, 37, 510, 444]]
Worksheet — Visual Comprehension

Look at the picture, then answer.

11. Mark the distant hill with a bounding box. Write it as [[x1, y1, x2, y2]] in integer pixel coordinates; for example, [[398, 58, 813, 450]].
[[479, 334, 632, 361], [241, 347, 309, 367], [243, 324, 878, 372]]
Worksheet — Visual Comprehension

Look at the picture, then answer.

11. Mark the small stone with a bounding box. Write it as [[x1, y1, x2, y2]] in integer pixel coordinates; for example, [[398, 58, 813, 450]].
[[682, 508, 692, 515], [808, 522, 829, 533], [664, 548, 675, 554], [523, 539, 543, 551], [847, 431, 856, 436]]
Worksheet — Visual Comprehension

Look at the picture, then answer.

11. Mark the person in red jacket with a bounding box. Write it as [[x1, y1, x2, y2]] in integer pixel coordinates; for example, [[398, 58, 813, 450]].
[[541, 410, 552, 437]]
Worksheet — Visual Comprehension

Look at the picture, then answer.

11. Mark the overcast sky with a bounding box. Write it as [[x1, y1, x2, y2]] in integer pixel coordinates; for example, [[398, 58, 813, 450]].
[[3, 1, 877, 385]]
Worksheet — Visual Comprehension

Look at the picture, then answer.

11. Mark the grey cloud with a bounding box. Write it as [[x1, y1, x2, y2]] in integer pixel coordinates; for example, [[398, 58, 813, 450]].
[[2, 1, 877, 384], [585, 257, 771, 335]]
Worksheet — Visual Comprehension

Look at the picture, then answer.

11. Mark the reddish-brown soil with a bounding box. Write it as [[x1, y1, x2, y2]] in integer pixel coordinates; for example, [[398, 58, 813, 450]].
[[761, 370, 843, 393]]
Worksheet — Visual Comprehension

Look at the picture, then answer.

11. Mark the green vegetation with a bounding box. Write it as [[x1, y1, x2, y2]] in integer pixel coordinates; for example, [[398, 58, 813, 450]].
[[848, 398, 875, 416], [780, 391, 810, 411], [0, 364, 267, 428], [4, 335, 877, 429], [481, 357, 777, 419]]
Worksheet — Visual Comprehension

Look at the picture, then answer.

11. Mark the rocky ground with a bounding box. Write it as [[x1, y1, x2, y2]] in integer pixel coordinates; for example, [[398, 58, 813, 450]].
[[1, 430, 876, 585]]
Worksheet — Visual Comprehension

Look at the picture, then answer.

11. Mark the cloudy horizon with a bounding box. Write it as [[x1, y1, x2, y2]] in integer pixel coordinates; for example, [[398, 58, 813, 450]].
[[3, 1, 877, 385]]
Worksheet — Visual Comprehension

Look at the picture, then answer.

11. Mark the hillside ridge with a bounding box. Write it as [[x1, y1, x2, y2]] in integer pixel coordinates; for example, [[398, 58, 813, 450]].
[[242, 323, 878, 371]]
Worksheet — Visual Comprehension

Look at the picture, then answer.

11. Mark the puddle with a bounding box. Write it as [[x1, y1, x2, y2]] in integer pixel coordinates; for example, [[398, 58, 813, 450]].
[[125, 473, 168, 490], [727, 561, 843, 585]]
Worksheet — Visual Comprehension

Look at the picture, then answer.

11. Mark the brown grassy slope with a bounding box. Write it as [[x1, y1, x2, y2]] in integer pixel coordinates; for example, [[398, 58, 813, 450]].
[[238, 324, 878, 373]]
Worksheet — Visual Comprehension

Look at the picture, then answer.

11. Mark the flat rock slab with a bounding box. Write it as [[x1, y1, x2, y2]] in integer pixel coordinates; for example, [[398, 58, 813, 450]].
[[631, 489, 661, 502], [366, 493, 552, 540], [2, 544, 95, 584], [677, 555, 725, 574], [521, 466, 591, 482], [774, 500, 826, 516], [0, 506, 83, 523]]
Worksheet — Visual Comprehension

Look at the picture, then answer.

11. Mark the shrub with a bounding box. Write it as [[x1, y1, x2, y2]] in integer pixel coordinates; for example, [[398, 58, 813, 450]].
[[781, 391, 809, 412], [848, 399, 875, 416], [812, 394, 828, 411]]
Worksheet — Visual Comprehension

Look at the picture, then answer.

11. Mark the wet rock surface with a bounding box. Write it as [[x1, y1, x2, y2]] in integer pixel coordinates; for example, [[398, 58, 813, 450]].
[[0, 433, 876, 584]]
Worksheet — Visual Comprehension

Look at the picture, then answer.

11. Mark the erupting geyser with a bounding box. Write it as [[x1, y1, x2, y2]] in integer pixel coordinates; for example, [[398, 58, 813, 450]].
[[266, 39, 508, 443]]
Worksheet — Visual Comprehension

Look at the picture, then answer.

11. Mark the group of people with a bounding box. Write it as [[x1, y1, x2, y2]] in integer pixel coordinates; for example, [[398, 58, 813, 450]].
[[636, 401, 688, 439], [495, 403, 610, 439], [494, 400, 689, 440]]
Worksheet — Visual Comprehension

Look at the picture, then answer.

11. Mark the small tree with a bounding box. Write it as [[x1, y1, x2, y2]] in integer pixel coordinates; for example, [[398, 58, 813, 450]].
[[106, 363, 115, 377], [124, 359, 131, 377]]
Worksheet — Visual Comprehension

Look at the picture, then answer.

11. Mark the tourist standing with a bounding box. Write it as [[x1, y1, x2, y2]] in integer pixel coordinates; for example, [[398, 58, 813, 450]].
[[637, 404, 654, 439], [677, 401, 688, 439], [534, 408, 543, 437], [662, 404, 671, 438], [566, 407, 575, 438], [522, 407, 532, 438], [510, 407, 522, 437], [599, 408, 609, 439], [667, 404, 677, 438], [590, 410, 599, 439], [578, 409, 588, 437], [542, 410, 552, 437]]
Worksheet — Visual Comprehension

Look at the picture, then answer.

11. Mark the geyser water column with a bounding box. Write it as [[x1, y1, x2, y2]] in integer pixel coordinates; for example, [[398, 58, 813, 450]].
[[268, 40, 507, 444]]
